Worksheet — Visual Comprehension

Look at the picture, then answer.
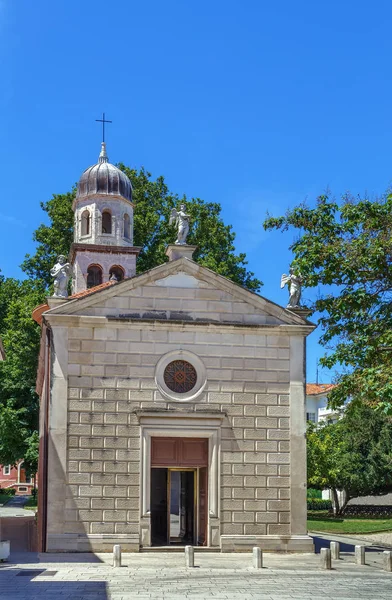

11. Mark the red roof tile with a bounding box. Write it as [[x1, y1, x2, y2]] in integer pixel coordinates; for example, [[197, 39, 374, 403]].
[[69, 280, 116, 299], [32, 302, 50, 325], [306, 383, 336, 396], [32, 280, 118, 324]]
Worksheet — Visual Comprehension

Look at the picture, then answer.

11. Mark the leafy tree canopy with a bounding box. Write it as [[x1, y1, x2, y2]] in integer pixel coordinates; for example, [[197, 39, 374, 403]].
[[307, 403, 392, 515], [264, 193, 392, 413], [0, 275, 44, 466]]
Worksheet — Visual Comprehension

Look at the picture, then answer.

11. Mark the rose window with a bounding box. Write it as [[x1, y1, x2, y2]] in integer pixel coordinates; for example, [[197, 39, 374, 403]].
[[163, 360, 197, 394]]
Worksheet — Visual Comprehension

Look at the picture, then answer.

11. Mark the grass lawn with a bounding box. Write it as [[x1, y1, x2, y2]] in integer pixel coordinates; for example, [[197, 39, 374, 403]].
[[308, 511, 392, 534], [24, 496, 37, 510]]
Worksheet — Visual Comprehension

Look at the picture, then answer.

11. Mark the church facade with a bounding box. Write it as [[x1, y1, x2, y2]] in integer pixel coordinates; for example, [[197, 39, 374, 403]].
[[34, 144, 315, 553]]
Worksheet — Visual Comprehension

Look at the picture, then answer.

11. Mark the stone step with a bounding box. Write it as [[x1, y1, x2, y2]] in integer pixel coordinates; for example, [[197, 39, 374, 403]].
[[140, 546, 221, 553]]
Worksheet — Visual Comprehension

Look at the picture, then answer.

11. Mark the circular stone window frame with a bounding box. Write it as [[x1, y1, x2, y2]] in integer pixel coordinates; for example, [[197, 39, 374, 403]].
[[155, 350, 207, 402]]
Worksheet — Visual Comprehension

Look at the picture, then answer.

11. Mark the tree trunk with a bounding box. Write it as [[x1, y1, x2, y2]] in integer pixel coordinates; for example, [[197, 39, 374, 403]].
[[338, 491, 350, 516], [331, 488, 340, 516]]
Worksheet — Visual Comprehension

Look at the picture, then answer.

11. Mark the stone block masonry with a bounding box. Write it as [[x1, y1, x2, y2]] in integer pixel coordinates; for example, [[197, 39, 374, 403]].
[[43, 270, 313, 553], [61, 319, 293, 549]]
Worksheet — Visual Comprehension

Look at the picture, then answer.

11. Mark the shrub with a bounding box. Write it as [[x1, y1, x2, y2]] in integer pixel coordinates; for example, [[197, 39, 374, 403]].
[[307, 488, 322, 499], [1, 488, 16, 496], [307, 498, 332, 510], [344, 505, 392, 518]]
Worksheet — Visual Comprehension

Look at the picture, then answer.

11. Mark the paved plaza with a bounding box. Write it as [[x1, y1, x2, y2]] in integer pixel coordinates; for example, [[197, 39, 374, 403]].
[[1, 539, 392, 600]]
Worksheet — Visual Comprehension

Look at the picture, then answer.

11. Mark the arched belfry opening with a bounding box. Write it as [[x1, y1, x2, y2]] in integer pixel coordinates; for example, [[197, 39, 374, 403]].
[[109, 265, 125, 282], [124, 213, 131, 239], [102, 210, 112, 234], [81, 210, 90, 236], [87, 264, 103, 288], [109, 265, 125, 281]]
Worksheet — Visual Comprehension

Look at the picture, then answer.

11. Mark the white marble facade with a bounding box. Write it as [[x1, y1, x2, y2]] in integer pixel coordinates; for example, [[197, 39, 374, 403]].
[[39, 258, 315, 553]]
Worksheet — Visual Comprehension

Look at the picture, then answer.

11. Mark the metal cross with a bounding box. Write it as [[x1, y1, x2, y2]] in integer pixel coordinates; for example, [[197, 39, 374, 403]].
[[95, 112, 112, 143]]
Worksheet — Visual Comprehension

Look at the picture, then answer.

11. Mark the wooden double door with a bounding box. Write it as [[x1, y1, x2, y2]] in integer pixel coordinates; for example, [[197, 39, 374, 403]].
[[150, 438, 208, 546]]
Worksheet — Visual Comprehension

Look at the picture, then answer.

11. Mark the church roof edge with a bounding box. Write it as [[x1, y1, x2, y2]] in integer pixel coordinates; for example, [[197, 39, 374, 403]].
[[42, 257, 316, 329]]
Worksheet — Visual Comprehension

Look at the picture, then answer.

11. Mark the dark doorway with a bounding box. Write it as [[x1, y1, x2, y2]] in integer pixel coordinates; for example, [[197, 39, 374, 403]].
[[151, 468, 196, 546]]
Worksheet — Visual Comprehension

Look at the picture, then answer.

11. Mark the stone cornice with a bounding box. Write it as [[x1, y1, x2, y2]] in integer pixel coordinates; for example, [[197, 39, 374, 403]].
[[135, 409, 227, 423], [69, 243, 142, 263], [72, 193, 135, 211], [42, 312, 315, 336]]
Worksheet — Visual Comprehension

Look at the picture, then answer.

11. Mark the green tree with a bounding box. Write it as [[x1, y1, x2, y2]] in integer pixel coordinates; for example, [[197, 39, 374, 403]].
[[264, 194, 392, 413], [307, 403, 392, 515], [0, 276, 44, 468], [22, 166, 261, 291]]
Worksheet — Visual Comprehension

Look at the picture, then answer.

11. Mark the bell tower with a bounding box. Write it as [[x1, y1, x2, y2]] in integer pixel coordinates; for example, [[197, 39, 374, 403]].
[[70, 142, 140, 294]]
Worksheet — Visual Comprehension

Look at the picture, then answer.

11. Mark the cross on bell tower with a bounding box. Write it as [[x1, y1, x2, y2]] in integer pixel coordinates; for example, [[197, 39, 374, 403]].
[[95, 112, 112, 143]]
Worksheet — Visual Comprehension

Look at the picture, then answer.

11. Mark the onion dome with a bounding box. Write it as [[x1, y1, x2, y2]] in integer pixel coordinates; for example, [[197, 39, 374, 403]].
[[76, 143, 132, 203]]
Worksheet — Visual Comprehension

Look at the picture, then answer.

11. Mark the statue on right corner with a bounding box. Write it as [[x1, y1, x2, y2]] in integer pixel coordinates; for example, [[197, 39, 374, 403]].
[[280, 267, 303, 308]]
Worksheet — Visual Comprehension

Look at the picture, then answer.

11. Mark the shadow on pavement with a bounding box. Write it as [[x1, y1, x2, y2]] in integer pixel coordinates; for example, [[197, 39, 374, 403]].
[[0, 568, 108, 599], [310, 535, 391, 554]]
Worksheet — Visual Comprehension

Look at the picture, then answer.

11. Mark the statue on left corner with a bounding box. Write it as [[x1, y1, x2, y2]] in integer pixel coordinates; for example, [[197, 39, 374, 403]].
[[50, 255, 72, 298]]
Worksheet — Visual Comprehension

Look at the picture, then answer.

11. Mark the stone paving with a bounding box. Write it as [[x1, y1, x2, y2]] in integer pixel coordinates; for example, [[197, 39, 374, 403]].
[[0, 496, 35, 518], [0, 548, 392, 600]]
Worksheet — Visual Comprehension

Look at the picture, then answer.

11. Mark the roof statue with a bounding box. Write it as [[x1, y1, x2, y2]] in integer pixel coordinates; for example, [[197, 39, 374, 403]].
[[50, 255, 72, 298], [280, 267, 303, 308], [169, 203, 190, 245]]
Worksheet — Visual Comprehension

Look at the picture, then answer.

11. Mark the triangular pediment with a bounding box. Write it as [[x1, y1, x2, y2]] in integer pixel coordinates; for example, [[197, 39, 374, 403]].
[[44, 258, 312, 328]]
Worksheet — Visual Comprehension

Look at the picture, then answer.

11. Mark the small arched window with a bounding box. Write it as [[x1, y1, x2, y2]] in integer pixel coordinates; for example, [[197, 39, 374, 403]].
[[81, 210, 90, 236], [123, 213, 131, 239], [87, 264, 103, 289], [109, 265, 125, 282], [102, 210, 112, 234]]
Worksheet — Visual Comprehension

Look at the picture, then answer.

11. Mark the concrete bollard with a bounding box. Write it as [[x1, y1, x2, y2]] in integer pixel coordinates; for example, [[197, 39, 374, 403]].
[[355, 545, 365, 565], [330, 541, 340, 560], [185, 545, 194, 568], [252, 547, 263, 569], [320, 548, 331, 570], [113, 544, 121, 567], [383, 551, 392, 572]]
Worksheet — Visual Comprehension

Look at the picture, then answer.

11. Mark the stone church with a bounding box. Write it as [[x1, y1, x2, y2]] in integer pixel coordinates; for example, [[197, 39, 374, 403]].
[[33, 142, 315, 553]]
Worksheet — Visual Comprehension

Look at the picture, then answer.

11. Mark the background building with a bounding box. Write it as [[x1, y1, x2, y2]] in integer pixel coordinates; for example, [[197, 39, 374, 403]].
[[305, 383, 339, 424]]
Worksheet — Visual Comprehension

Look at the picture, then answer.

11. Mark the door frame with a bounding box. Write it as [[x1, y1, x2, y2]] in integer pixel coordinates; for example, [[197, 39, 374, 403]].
[[138, 413, 223, 547]]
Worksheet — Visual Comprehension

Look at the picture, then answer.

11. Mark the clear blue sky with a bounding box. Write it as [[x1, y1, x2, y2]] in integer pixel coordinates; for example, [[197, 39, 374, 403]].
[[1, 0, 391, 383]]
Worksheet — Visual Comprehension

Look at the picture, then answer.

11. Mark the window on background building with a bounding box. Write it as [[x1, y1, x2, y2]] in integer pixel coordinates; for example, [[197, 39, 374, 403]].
[[123, 213, 131, 239], [3, 465, 11, 475], [87, 265, 103, 288], [81, 210, 90, 236], [109, 266, 124, 282], [102, 211, 112, 234], [306, 412, 316, 423]]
